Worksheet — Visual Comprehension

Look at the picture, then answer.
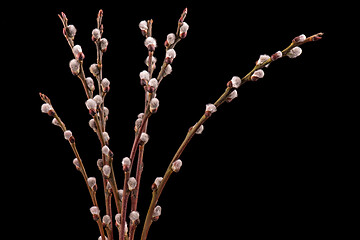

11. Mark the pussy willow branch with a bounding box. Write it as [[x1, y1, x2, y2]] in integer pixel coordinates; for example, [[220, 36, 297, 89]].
[[140, 32, 324, 240], [59, 11, 123, 217], [39, 93, 106, 240], [128, 10, 188, 240]]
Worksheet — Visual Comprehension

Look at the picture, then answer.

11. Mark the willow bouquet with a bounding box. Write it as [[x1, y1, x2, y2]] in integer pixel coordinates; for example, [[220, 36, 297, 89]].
[[39, 8, 323, 240]]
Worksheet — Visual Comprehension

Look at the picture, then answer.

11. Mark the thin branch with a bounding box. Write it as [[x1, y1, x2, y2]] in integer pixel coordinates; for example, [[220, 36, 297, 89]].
[[140, 32, 324, 240]]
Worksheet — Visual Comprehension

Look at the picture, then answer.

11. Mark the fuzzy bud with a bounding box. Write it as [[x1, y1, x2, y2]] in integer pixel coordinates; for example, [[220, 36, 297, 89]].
[[147, 78, 158, 92], [101, 78, 110, 92], [73, 158, 80, 170], [179, 22, 189, 38], [163, 64, 172, 77], [152, 205, 162, 221], [144, 37, 157, 51], [293, 34, 306, 43], [85, 77, 95, 91], [152, 177, 163, 191], [102, 165, 111, 178], [66, 25, 77, 38], [287, 47, 302, 58], [118, 189, 124, 201], [134, 118, 142, 133], [165, 49, 176, 64], [129, 211, 140, 222], [72, 45, 84, 60], [128, 177, 137, 191], [150, 98, 159, 113], [92, 28, 101, 41], [256, 54, 270, 67], [97, 159, 104, 170], [102, 145, 110, 155], [87, 177, 97, 191], [115, 213, 121, 226], [69, 59, 80, 75], [100, 38, 108, 52], [139, 20, 148, 31], [271, 51, 282, 61], [90, 64, 100, 76], [103, 107, 109, 118], [41, 103, 53, 115], [226, 90, 238, 102], [103, 215, 111, 226], [64, 130, 72, 140], [195, 125, 204, 134], [90, 206, 100, 220], [85, 99, 97, 111], [205, 103, 217, 116], [139, 132, 149, 145], [229, 76, 241, 89], [92, 95, 102, 107], [102, 132, 110, 142], [171, 159, 182, 172], [251, 69, 265, 81], [52, 118, 60, 127], [165, 33, 176, 47], [139, 70, 150, 86], [145, 56, 157, 69], [89, 119, 97, 131], [122, 157, 131, 172]]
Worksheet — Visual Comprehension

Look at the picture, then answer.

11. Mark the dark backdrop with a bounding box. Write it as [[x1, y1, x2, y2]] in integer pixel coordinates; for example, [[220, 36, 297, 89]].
[[12, 1, 349, 239]]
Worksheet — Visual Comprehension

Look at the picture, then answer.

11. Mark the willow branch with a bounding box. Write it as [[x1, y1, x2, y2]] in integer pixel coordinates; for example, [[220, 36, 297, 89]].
[[140, 32, 324, 240]]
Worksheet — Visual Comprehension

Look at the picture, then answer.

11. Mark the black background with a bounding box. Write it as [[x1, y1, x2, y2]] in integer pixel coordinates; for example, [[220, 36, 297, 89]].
[[11, 1, 352, 239]]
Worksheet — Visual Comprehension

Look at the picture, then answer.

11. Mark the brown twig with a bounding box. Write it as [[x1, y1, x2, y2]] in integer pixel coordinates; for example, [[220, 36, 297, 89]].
[[140, 32, 324, 240], [39, 93, 106, 240]]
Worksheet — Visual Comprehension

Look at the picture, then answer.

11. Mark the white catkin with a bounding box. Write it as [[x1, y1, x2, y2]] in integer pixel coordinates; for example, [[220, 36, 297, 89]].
[[103, 215, 111, 225], [93, 95, 103, 105], [139, 70, 150, 81], [154, 177, 163, 188], [87, 177, 96, 188], [69, 59, 80, 74], [139, 20, 148, 30], [129, 211, 140, 221], [153, 205, 162, 217], [90, 64, 100, 76], [257, 54, 270, 66], [227, 90, 238, 101], [231, 76, 241, 88], [128, 177, 137, 190], [171, 159, 182, 172], [122, 157, 131, 167], [164, 64, 172, 76], [167, 33, 176, 45], [150, 98, 159, 111], [166, 49, 176, 59], [101, 78, 110, 88], [102, 165, 111, 177], [144, 37, 157, 48], [102, 145, 110, 155], [90, 206, 100, 215], [140, 132, 149, 144], [64, 130, 72, 140], [85, 99, 97, 110], [287, 47, 302, 58], [92, 28, 101, 40], [195, 125, 204, 134], [180, 22, 189, 33], [41, 103, 52, 113], [148, 78, 158, 89], [205, 104, 217, 113], [67, 25, 77, 37]]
